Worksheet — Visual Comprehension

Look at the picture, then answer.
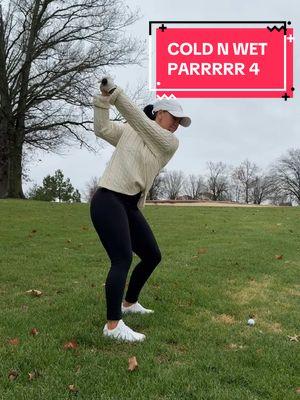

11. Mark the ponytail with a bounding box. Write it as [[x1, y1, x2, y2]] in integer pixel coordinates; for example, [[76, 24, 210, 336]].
[[143, 104, 157, 120]]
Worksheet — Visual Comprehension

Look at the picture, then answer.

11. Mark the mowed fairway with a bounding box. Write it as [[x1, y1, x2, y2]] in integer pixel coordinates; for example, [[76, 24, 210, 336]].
[[0, 199, 299, 400]]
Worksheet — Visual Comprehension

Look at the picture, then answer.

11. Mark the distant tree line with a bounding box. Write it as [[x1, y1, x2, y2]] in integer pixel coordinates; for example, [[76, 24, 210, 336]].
[[85, 148, 300, 206]]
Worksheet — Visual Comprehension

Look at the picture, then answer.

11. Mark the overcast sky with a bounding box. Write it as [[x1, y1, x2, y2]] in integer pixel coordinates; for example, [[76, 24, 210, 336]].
[[22, 0, 299, 199]]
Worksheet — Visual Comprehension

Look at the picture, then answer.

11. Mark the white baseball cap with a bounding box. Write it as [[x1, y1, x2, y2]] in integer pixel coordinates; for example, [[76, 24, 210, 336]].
[[152, 99, 191, 127]]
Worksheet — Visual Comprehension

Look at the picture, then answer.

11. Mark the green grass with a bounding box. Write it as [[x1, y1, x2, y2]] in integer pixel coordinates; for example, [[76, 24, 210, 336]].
[[0, 199, 299, 400]]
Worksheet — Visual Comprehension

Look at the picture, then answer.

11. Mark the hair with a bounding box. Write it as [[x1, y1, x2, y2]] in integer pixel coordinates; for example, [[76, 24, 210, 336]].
[[143, 104, 158, 120]]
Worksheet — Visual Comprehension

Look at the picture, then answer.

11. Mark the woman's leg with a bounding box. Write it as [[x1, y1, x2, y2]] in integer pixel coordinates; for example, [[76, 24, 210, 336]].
[[90, 189, 133, 325], [124, 208, 162, 304]]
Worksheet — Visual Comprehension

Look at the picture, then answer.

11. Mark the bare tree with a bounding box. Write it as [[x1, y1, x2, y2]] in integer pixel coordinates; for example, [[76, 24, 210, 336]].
[[267, 185, 293, 206], [251, 174, 275, 204], [83, 175, 99, 203], [232, 159, 259, 204], [269, 148, 300, 205], [205, 161, 229, 201], [0, 0, 143, 199], [183, 173, 205, 199], [229, 168, 244, 202], [147, 168, 167, 200], [111, 79, 153, 122], [163, 170, 185, 200]]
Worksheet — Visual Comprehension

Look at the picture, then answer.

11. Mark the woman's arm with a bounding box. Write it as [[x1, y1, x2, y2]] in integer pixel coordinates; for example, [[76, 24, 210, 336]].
[[93, 95, 125, 147], [107, 87, 179, 156]]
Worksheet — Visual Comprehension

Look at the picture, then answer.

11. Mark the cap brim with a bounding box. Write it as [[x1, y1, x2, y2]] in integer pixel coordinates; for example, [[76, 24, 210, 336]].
[[170, 112, 191, 127], [179, 117, 191, 127]]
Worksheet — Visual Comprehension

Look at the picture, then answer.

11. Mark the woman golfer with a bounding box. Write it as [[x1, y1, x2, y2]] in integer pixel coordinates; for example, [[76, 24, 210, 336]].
[[90, 77, 191, 342]]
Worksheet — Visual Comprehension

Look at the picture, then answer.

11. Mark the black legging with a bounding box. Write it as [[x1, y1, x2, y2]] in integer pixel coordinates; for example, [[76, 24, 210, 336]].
[[90, 187, 162, 320]]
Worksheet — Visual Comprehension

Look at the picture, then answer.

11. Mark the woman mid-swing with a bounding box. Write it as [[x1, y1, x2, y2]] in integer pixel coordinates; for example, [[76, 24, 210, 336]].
[[90, 77, 191, 342]]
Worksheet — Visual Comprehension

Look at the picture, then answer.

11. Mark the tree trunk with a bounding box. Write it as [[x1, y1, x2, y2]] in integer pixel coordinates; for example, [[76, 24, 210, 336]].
[[8, 143, 25, 198], [0, 118, 9, 197], [8, 128, 25, 198], [245, 186, 249, 204], [0, 125, 25, 199]]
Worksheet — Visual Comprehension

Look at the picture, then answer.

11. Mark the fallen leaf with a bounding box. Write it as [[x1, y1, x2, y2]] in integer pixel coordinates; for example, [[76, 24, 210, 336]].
[[28, 370, 40, 381], [8, 338, 19, 345], [128, 356, 138, 371], [8, 370, 18, 381], [64, 340, 78, 350], [287, 335, 299, 342], [228, 344, 237, 349], [275, 255, 283, 260], [68, 384, 79, 393], [26, 289, 42, 297], [197, 248, 208, 254], [226, 343, 244, 350], [30, 328, 39, 336], [75, 365, 81, 374]]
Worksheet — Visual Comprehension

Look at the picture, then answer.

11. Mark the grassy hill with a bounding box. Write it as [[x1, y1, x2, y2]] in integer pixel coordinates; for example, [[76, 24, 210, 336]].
[[0, 199, 299, 399]]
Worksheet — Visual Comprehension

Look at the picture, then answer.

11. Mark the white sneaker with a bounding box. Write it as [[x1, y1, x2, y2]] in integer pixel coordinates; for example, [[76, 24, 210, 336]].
[[121, 301, 154, 314], [103, 319, 146, 342]]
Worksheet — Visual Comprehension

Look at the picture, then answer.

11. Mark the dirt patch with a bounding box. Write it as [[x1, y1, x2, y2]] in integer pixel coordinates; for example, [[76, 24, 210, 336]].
[[212, 314, 236, 324], [262, 322, 283, 333], [284, 286, 300, 297], [230, 276, 273, 305]]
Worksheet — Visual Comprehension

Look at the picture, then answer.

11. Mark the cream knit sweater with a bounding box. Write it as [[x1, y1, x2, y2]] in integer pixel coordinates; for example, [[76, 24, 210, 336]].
[[93, 86, 179, 210]]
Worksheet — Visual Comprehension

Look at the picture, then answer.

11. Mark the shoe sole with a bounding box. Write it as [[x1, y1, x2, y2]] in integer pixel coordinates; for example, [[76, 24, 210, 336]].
[[121, 308, 154, 314], [103, 332, 146, 342]]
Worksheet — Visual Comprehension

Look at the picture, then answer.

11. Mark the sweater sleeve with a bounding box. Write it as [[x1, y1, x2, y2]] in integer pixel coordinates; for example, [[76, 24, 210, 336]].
[[93, 95, 125, 147], [108, 87, 179, 156]]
